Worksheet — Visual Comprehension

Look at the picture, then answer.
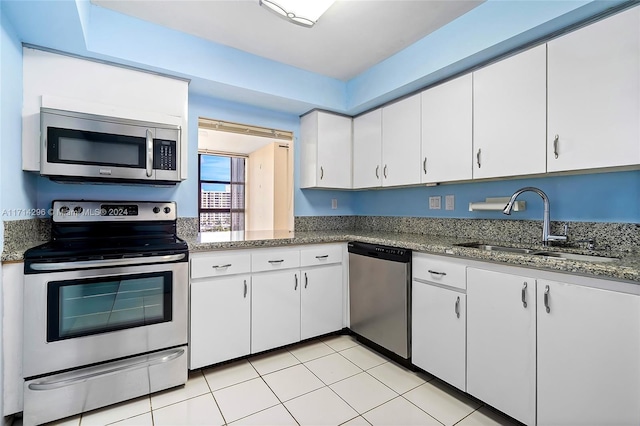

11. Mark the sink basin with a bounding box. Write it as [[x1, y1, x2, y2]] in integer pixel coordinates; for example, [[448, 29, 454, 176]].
[[533, 251, 619, 263], [455, 243, 537, 254], [456, 242, 620, 263]]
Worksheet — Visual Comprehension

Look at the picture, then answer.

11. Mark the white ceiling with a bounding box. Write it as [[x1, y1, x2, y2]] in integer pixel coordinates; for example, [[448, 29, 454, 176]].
[[91, 0, 484, 81]]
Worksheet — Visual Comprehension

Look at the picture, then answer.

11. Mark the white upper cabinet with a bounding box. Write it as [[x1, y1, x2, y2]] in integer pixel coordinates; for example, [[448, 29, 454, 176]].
[[547, 6, 640, 172], [421, 74, 473, 184], [381, 94, 422, 187], [300, 110, 352, 189], [473, 44, 547, 179], [352, 109, 383, 188]]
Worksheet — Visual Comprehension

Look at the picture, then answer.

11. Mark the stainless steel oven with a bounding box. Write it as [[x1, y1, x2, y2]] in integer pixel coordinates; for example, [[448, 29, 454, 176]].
[[22, 201, 189, 425]]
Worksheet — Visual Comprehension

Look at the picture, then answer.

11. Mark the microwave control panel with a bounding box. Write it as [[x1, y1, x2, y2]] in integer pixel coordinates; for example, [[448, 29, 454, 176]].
[[153, 139, 177, 170]]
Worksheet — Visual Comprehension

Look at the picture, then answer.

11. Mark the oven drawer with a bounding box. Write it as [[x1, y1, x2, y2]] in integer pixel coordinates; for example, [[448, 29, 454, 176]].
[[413, 253, 466, 290], [252, 248, 300, 273], [23, 346, 187, 426], [191, 251, 251, 278], [300, 244, 343, 267]]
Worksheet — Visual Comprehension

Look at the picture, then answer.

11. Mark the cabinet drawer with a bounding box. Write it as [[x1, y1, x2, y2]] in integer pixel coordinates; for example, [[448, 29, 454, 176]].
[[191, 252, 251, 279], [252, 248, 300, 273], [413, 254, 466, 290], [300, 244, 343, 267]]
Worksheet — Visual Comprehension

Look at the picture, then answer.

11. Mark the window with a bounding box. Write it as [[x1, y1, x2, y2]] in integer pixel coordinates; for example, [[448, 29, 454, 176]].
[[198, 154, 246, 232]]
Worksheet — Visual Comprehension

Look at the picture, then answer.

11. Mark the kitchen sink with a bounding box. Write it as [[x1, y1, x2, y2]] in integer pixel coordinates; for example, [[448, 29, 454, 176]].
[[456, 242, 620, 263], [532, 251, 619, 263], [455, 242, 537, 254]]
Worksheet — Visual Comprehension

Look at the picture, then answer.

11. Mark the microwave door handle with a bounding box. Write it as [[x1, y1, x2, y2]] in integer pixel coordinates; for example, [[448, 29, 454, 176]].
[[146, 129, 153, 177]]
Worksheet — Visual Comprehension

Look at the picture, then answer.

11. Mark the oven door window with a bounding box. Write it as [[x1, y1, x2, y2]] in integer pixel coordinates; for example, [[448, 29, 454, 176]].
[[47, 127, 146, 168], [47, 272, 172, 342]]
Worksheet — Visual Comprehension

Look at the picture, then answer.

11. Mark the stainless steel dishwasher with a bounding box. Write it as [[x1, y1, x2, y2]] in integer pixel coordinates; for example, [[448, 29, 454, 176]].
[[348, 241, 411, 360]]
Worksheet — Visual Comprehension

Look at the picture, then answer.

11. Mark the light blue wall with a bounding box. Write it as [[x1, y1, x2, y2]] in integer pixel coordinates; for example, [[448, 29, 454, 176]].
[[351, 171, 640, 223], [1, 9, 36, 220]]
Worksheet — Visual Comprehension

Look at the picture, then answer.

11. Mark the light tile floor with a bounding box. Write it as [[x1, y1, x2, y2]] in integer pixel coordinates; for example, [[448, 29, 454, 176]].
[[18, 335, 521, 426]]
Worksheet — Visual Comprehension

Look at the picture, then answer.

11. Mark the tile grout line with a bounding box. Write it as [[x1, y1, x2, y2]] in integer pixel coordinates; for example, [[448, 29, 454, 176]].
[[199, 368, 229, 426]]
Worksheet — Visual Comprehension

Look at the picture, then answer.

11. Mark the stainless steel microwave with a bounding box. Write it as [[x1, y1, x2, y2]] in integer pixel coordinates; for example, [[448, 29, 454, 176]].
[[40, 108, 182, 184]]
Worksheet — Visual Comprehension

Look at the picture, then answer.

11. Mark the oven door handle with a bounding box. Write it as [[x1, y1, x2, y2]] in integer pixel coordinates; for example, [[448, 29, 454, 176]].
[[28, 348, 184, 391], [29, 253, 186, 271]]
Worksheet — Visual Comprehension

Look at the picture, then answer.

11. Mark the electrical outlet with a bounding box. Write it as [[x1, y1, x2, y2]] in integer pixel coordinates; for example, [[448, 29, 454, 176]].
[[445, 195, 455, 211], [331, 199, 338, 209], [429, 196, 441, 210]]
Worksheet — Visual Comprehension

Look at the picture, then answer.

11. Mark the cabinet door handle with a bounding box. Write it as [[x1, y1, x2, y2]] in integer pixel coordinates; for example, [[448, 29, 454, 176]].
[[146, 129, 153, 178], [212, 264, 232, 269], [315, 255, 329, 259], [521, 282, 528, 308], [423, 157, 427, 174], [304, 273, 308, 288], [476, 148, 481, 168], [428, 270, 446, 276], [383, 165, 388, 178], [243, 279, 247, 298], [553, 134, 559, 159], [544, 285, 550, 313], [375, 165, 379, 179], [268, 259, 284, 264], [320, 166, 324, 180], [454, 296, 460, 318], [294, 274, 298, 290]]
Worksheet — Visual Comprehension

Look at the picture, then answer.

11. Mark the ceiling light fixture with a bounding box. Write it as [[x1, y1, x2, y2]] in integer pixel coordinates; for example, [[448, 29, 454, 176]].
[[259, 0, 335, 28]]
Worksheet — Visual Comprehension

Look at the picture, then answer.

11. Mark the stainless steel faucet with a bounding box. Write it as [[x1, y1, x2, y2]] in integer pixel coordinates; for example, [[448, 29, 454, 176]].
[[503, 187, 567, 245]]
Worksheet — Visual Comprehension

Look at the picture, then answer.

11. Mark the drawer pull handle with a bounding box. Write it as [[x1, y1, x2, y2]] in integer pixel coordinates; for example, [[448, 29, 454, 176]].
[[428, 270, 447, 276], [243, 280, 247, 298], [454, 296, 460, 318], [213, 264, 232, 269], [315, 255, 329, 259], [521, 282, 528, 308], [268, 259, 284, 264]]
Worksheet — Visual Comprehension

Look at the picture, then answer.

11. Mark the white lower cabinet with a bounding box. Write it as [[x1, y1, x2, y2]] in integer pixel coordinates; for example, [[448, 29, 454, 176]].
[[251, 270, 301, 354], [467, 268, 536, 426], [190, 275, 251, 369], [537, 279, 640, 426], [412, 281, 466, 391], [301, 265, 343, 340]]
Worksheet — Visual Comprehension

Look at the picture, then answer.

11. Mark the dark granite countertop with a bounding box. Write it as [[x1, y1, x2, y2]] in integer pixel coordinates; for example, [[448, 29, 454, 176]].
[[3, 231, 639, 283], [186, 230, 640, 284]]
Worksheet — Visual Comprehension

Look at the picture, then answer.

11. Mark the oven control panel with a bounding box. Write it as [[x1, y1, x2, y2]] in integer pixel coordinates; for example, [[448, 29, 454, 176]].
[[52, 201, 177, 222]]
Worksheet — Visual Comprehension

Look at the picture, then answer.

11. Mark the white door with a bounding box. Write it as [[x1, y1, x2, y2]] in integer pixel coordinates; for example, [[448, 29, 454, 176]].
[[537, 279, 640, 426], [473, 44, 546, 179], [190, 275, 251, 369], [467, 268, 536, 426], [353, 109, 383, 188], [251, 270, 301, 353], [300, 265, 343, 340], [317, 112, 352, 188], [412, 281, 466, 391], [547, 6, 640, 172], [421, 74, 473, 184], [382, 94, 422, 187]]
